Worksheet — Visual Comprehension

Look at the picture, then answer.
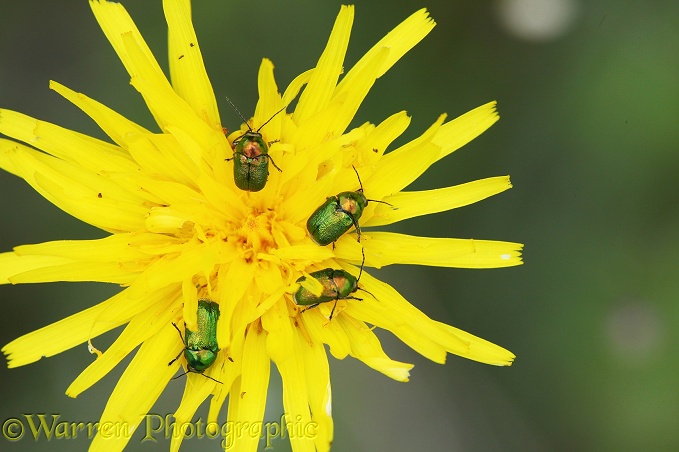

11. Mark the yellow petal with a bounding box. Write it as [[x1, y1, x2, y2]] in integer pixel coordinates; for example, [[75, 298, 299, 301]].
[[90, 0, 169, 130], [365, 114, 445, 199], [253, 58, 284, 137], [346, 268, 515, 365], [366, 176, 512, 226], [0, 140, 149, 232], [357, 110, 411, 164], [433, 101, 500, 162], [0, 252, 72, 285], [126, 133, 199, 188], [282, 68, 314, 110], [10, 261, 138, 285], [337, 316, 413, 382], [348, 232, 478, 268], [300, 310, 351, 360], [229, 325, 270, 451], [216, 258, 256, 349], [2, 284, 179, 368], [207, 356, 243, 429], [168, 344, 225, 452], [277, 351, 315, 451], [297, 328, 333, 452], [432, 321, 515, 366], [164, 0, 221, 130], [50, 80, 150, 150], [337, 232, 523, 269], [13, 234, 157, 263], [67, 294, 180, 397], [293, 5, 353, 124], [0, 109, 138, 173], [321, 46, 390, 138], [89, 323, 179, 451], [335, 8, 435, 92]]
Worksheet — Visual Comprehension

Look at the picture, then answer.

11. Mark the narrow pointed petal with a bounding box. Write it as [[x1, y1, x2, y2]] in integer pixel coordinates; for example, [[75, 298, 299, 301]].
[[168, 353, 224, 452], [229, 325, 270, 451], [254, 58, 285, 134], [433, 101, 500, 161], [0, 109, 138, 173], [365, 114, 445, 199], [49, 81, 150, 150], [89, 323, 178, 451], [318, 46, 391, 138], [357, 110, 411, 164], [0, 140, 149, 232], [67, 295, 180, 397], [297, 329, 333, 452], [0, 252, 72, 285], [340, 232, 523, 268], [335, 8, 435, 92], [366, 176, 512, 226], [337, 316, 413, 382], [2, 285, 179, 368], [165, 0, 221, 130], [293, 5, 354, 124], [262, 303, 316, 452], [300, 310, 351, 359], [13, 234, 158, 263], [90, 0, 170, 130]]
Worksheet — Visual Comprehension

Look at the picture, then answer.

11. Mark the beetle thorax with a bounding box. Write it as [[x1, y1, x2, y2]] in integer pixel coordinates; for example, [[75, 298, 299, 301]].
[[241, 140, 263, 159], [340, 196, 359, 214]]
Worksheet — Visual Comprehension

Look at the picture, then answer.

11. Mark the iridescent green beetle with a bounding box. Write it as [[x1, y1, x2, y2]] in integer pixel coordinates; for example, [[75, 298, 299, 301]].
[[225, 97, 285, 192], [169, 299, 222, 384], [293, 249, 372, 319], [306, 167, 392, 246]]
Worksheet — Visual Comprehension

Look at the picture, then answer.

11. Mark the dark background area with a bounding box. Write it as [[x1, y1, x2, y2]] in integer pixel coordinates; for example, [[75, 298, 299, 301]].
[[1, 0, 678, 451]]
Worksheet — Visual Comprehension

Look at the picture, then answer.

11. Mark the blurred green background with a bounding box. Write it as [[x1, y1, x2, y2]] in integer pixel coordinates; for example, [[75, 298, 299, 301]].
[[1, 0, 678, 451]]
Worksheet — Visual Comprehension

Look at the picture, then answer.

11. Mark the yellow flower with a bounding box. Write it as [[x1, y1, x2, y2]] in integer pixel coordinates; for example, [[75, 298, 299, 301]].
[[0, 1, 522, 451]]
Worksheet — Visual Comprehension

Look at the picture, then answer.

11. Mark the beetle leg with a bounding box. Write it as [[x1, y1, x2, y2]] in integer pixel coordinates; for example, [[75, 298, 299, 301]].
[[266, 154, 282, 172], [168, 323, 186, 366], [171, 322, 185, 342], [328, 299, 339, 320], [168, 350, 184, 366], [352, 217, 361, 242], [301, 303, 320, 313]]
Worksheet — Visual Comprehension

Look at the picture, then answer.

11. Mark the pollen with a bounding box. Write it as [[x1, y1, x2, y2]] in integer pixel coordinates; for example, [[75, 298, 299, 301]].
[[237, 207, 278, 254]]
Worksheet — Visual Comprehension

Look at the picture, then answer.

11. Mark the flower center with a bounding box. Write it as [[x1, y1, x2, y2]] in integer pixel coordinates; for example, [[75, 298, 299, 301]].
[[237, 207, 277, 256]]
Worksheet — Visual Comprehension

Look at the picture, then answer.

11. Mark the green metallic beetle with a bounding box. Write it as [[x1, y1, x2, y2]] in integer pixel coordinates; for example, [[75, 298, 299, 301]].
[[306, 166, 392, 246], [169, 299, 222, 384], [225, 97, 284, 192], [293, 249, 372, 320]]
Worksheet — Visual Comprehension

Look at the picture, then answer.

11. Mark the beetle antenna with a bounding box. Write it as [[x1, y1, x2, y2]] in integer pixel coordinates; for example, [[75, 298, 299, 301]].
[[366, 198, 395, 207], [170, 369, 223, 384], [352, 165, 364, 192], [351, 165, 395, 208], [358, 286, 378, 300], [256, 106, 287, 133], [198, 372, 223, 384], [355, 247, 378, 300], [225, 96, 252, 131], [171, 370, 189, 380], [357, 247, 366, 282]]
